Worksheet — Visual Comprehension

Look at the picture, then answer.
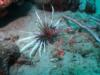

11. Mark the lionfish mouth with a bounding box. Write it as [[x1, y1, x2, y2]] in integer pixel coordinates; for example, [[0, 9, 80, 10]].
[[16, 6, 62, 58]]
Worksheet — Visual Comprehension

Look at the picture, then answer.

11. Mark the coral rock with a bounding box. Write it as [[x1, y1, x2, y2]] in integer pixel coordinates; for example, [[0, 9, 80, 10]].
[[0, 41, 20, 75]]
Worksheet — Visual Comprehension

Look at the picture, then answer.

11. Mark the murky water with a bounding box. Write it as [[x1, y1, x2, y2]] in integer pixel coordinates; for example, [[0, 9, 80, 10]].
[[0, 0, 100, 75]]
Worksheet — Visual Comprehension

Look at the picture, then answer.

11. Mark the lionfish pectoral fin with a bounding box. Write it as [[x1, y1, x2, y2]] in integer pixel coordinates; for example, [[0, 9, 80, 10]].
[[29, 41, 41, 58], [20, 39, 37, 52], [17, 36, 35, 44], [38, 42, 43, 57]]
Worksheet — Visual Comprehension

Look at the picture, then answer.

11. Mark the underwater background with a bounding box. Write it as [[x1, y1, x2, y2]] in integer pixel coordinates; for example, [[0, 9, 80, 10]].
[[0, 0, 100, 75]]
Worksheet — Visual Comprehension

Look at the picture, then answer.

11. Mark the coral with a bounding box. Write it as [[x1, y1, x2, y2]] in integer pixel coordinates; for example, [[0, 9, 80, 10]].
[[0, 0, 13, 9], [85, 0, 96, 13], [63, 15, 100, 44], [34, 0, 51, 4], [38, 0, 80, 11], [0, 41, 20, 75]]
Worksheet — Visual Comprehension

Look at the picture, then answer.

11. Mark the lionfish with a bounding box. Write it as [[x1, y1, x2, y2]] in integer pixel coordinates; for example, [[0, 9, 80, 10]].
[[17, 6, 62, 58]]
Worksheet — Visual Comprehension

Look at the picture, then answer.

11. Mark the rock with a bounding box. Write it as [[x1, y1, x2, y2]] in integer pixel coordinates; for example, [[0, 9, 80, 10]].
[[0, 41, 20, 75]]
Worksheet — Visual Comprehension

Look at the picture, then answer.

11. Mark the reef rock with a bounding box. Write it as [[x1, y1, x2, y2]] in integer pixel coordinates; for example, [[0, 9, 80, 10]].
[[34, 0, 51, 4], [85, 0, 96, 13], [35, 0, 80, 11], [0, 41, 20, 75]]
